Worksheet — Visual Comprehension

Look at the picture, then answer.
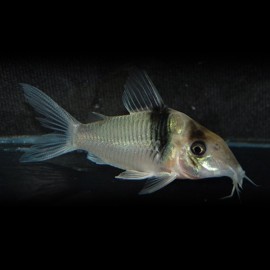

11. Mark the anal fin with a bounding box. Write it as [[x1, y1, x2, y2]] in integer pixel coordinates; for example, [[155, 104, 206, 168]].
[[87, 153, 107, 165]]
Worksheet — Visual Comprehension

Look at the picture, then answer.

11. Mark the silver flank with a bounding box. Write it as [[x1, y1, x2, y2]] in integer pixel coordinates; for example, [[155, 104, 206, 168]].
[[75, 112, 160, 172]]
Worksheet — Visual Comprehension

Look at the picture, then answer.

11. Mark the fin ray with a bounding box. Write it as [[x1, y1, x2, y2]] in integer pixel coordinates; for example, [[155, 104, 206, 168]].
[[115, 170, 153, 180], [20, 84, 79, 162], [139, 172, 177, 194], [123, 70, 165, 113], [87, 153, 107, 165]]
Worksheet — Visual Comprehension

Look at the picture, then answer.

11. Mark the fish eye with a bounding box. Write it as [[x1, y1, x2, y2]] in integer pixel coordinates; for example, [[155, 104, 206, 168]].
[[191, 141, 206, 156]]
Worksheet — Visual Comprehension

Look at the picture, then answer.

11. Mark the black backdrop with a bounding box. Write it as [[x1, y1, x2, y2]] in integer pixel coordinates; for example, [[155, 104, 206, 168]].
[[0, 52, 269, 211], [0, 52, 269, 142], [1, 7, 269, 261]]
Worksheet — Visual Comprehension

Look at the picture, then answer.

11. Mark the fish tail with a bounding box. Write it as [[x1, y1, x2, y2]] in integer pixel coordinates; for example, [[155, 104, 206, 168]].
[[19, 84, 80, 162]]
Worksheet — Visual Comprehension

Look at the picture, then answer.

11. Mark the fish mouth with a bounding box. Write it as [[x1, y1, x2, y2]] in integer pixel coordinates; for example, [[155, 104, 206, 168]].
[[222, 166, 257, 199]]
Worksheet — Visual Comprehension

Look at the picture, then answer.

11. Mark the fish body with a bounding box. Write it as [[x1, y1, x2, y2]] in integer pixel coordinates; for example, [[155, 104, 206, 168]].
[[77, 112, 161, 172], [19, 71, 254, 196]]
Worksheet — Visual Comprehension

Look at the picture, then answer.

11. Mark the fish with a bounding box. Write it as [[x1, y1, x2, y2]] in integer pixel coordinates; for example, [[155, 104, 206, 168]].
[[19, 70, 255, 196]]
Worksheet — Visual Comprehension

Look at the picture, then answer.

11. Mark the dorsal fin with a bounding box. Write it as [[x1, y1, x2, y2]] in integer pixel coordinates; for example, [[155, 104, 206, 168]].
[[122, 70, 165, 113]]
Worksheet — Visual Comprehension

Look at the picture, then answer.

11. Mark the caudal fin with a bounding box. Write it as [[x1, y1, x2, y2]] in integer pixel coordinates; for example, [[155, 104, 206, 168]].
[[20, 84, 80, 162]]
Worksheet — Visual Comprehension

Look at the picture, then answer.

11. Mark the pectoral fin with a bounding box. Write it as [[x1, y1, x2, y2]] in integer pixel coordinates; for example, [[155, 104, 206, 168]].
[[139, 172, 177, 195], [115, 170, 153, 180], [116, 170, 177, 194]]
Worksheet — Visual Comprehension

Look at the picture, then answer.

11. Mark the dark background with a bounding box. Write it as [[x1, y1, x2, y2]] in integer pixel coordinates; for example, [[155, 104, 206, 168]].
[[1, 5, 269, 264], [0, 51, 269, 209], [0, 51, 269, 141]]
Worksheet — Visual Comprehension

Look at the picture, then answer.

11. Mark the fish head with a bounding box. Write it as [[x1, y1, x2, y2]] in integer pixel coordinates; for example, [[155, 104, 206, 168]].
[[169, 111, 254, 197]]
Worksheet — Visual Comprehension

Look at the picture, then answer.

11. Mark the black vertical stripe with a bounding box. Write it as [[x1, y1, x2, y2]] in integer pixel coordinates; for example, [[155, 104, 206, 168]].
[[150, 107, 170, 156]]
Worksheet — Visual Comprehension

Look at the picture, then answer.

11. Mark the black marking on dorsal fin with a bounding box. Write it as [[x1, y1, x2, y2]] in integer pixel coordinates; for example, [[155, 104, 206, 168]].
[[122, 70, 166, 113]]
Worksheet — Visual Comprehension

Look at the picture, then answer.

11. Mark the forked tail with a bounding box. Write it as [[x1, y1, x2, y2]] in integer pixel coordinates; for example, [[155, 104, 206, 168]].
[[20, 84, 80, 162]]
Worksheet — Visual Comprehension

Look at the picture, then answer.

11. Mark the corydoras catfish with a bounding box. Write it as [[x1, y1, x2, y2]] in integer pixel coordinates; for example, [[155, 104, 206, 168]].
[[19, 70, 254, 196]]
